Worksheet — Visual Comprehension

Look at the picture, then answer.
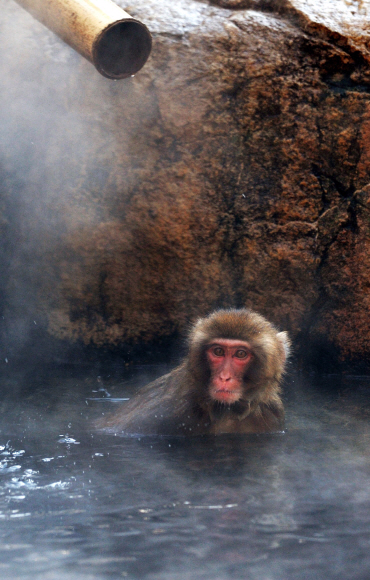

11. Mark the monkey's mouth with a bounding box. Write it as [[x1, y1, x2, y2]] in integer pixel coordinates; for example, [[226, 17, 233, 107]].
[[212, 388, 241, 405]]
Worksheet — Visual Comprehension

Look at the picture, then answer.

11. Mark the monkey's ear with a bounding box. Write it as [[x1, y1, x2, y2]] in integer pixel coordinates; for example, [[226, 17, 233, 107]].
[[276, 331, 291, 362]]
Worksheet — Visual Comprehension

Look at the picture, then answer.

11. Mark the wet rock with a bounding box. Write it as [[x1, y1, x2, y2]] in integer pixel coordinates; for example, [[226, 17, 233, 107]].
[[1, 0, 370, 364]]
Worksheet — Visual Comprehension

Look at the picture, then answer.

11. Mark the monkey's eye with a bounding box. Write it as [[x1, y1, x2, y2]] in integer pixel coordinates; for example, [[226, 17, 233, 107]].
[[234, 349, 249, 359], [212, 347, 225, 357]]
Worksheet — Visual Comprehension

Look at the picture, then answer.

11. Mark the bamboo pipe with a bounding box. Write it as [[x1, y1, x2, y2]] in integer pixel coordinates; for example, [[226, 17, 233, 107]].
[[14, 0, 152, 79]]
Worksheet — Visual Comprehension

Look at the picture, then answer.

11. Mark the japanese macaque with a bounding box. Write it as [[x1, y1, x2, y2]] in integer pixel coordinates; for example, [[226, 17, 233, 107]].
[[98, 309, 290, 436]]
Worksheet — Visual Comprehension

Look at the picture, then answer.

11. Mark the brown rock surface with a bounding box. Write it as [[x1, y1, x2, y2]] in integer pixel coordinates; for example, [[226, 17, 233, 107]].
[[1, 0, 370, 365]]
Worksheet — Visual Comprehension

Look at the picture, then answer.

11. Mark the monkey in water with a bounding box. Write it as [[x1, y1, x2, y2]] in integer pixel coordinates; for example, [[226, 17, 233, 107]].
[[98, 309, 290, 436]]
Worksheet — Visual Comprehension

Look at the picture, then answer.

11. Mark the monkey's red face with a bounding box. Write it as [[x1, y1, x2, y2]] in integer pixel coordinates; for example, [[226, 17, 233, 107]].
[[206, 339, 253, 405]]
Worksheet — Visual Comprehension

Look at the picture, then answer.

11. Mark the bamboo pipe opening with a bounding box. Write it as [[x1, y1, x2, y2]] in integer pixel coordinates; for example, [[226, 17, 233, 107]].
[[93, 20, 152, 79], [14, 0, 152, 80]]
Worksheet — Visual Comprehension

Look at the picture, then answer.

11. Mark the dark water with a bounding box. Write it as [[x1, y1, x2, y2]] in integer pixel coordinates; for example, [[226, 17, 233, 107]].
[[1, 366, 370, 580]]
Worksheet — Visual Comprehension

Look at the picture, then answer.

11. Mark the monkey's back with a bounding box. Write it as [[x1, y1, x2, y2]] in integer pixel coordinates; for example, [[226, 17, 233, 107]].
[[96, 364, 196, 436]]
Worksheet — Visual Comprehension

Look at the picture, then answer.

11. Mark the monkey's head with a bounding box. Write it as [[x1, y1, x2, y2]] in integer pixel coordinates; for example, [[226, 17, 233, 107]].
[[186, 308, 290, 415]]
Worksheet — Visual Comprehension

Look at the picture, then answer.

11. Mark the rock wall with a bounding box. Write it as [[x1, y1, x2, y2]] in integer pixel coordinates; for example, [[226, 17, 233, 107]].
[[1, 0, 370, 365]]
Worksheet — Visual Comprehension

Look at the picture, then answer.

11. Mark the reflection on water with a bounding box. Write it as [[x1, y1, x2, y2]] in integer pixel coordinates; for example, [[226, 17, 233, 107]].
[[0, 367, 370, 579]]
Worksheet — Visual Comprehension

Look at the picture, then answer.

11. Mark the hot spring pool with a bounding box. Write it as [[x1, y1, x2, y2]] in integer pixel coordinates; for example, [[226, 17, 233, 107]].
[[0, 366, 369, 579]]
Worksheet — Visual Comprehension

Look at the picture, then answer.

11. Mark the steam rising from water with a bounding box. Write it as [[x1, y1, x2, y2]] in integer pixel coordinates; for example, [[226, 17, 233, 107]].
[[0, 0, 149, 360]]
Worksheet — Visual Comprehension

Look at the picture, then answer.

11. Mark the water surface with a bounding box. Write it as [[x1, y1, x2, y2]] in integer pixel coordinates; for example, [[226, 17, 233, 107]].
[[0, 367, 370, 579]]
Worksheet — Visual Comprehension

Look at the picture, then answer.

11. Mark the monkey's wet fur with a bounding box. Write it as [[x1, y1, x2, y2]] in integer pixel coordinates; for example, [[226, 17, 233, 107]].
[[97, 309, 290, 436]]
